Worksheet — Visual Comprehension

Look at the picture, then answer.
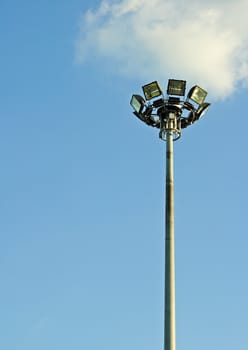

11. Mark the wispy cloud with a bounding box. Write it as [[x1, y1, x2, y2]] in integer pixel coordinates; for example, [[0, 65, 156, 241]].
[[75, 0, 248, 99]]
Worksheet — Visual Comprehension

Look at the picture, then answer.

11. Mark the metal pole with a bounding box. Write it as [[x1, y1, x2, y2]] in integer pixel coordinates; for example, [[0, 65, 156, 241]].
[[164, 126, 176, 350]]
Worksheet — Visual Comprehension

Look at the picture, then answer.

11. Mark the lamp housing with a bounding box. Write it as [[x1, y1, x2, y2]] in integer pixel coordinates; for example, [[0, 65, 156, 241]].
[[167, 79, 186, 96], [142, 81, 163, 101], [196, 102, 211, 120], [130, 94, 146, 114], [168, 97, 181, 105], [187, 85, 207, 105], [153, 98, 164, 108]]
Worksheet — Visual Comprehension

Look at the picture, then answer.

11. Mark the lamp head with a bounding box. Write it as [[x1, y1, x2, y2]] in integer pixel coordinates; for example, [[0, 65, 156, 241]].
[[196, 102, 211, 120], [168, 97, 181, 105], [153, 98, 164, 108], [142, 81, 163, 101], [167, 79, 186, 96], [187, 85, 207, 105], [130, 94, 146, 113]]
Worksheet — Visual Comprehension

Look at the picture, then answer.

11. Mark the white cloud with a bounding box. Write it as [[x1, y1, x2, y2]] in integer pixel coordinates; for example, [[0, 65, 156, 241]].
[[75, 0, 248, 99]]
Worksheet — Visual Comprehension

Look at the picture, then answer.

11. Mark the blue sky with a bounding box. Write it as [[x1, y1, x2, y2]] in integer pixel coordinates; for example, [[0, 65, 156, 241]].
[[0, 1, 248, 349]]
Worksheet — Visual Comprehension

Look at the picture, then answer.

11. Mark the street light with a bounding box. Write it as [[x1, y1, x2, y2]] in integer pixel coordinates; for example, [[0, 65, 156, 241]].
[[130, 79, 210, 350], [130, 94, 146, 114], [142, 81, 163, 100], [187, 85, 208, 105], [167, 79, 186, 96]]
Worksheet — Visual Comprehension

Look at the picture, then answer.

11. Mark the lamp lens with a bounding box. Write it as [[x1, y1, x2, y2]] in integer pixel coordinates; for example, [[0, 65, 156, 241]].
[[167, 79, 186, 96], [142, 81, 162, 100]]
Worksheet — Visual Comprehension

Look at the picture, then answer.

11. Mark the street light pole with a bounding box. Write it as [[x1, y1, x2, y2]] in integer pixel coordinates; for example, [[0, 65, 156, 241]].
[[164, 124, 176, 350], [130, 79, 210, 350]]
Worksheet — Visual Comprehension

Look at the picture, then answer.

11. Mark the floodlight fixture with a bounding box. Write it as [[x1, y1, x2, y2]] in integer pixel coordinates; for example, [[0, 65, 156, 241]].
[[167, 79, 186, 96], [153, 98, 165, 108], [130, 94, 146, 114], [196, 102, 211, 120], [168, 97, 181, 105], [187, 85, 207, 105], [142, 81, 163, 101]]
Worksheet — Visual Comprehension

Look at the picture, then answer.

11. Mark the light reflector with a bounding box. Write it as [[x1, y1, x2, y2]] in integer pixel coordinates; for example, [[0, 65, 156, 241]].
[[187, 85, 207, 105], [167, 79, 186, 96], [142, 81, 162, 101]]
